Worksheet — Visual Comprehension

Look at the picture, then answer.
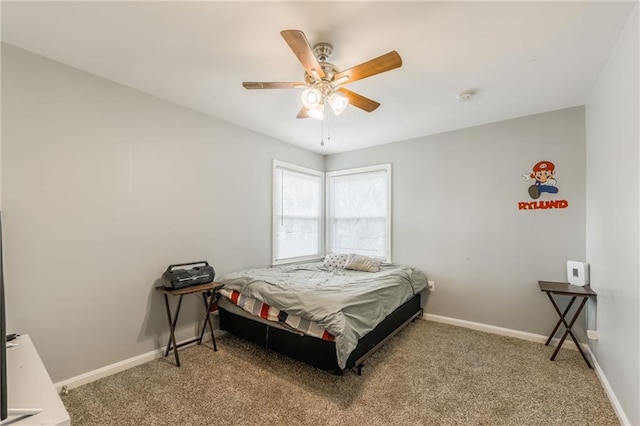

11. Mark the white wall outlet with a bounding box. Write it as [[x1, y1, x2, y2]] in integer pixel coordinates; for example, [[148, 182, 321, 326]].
[[587, 330, 600, 340], [427, 280, 435, 292]]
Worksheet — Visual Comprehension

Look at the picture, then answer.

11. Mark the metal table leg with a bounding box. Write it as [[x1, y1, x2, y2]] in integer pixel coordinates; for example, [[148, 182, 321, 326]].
[[546, 294, 593, 368], [197, 291, 217, 351], [544, 293, 575, 346], [162, 293, 183, 367]]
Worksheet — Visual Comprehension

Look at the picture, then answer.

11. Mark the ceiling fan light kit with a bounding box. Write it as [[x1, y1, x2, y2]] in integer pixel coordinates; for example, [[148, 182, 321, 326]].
[[242, 29, 403, 122], [301, 84, 349, 119]]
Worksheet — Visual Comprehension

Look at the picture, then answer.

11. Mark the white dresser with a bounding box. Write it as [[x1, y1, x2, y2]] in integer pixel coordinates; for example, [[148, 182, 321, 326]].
[[2, 335, 70, 426]]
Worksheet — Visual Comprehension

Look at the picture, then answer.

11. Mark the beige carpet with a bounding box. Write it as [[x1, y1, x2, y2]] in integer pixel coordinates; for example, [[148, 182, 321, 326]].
[[61, 320, 619, 425]]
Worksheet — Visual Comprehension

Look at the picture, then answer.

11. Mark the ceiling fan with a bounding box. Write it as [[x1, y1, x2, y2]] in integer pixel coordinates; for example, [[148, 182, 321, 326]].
[[242, 30, 402, 120]]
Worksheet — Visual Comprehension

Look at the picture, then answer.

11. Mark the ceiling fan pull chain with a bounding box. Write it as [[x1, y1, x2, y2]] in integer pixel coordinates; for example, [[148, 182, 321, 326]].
[[326, 109, 332, 145], [320, 108, 332, 147]]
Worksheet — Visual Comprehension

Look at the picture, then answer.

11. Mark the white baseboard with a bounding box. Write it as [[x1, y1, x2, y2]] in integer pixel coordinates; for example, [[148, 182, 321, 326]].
[[424, 313, 578, 350], [584, 345, 631, 426], [54, 334, 217, 392], [55, 347, 165, 392], [424, 313, 629, 425]]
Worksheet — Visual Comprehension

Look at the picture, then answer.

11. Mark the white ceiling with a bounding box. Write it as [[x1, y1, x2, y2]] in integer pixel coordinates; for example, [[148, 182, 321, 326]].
[[1, 1, 636, 154]]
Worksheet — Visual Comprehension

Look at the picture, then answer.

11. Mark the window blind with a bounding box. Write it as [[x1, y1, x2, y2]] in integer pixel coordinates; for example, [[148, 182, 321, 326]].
[[327, 165, 391, 261], [273, 162, 323, 264]]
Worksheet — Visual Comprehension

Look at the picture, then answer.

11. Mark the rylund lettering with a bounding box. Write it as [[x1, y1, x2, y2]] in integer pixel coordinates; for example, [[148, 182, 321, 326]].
[[518, 200, 569, 210]]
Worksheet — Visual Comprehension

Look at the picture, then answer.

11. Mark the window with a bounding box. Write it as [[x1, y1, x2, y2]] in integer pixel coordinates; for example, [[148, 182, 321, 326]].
[[327, 164, 391, 261], [273, 160, 324, 265]]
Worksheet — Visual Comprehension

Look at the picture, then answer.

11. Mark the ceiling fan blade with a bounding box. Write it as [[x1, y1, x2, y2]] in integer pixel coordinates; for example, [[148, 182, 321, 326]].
[[334, 51, 402, 84], [296, 107, 310, 119], [243, 82, 305, 90], [337, 88, 380, 112], [280, 30, 325, 79]]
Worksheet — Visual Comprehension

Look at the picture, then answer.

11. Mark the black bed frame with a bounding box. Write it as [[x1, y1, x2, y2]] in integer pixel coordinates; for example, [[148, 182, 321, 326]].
[[218, 293, 423, 375]]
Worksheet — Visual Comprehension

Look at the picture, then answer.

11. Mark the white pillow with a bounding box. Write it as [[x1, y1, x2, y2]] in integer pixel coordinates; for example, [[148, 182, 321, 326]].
[[343, 253, 382, 273], [322, 253, 349, 269]]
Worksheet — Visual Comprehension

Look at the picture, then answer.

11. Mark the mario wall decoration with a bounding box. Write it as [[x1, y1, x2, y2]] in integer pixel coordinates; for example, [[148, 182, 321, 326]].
[[518, 160, 568, 210]]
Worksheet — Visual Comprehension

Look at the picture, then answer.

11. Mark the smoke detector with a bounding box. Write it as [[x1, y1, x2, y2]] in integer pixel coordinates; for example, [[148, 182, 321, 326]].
[[456, 89, 476, 102]]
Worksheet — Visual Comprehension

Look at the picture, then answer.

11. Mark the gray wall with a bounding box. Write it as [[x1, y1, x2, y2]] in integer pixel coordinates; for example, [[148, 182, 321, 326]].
[[327, 107, 587, 336], [1, 44, 324, 382], [585, 4, 639, 424]]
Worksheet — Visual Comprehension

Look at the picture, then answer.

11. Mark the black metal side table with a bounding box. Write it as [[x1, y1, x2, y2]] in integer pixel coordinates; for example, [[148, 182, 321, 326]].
[[156, 282, 224, 366], [538, 280, 597, 368]]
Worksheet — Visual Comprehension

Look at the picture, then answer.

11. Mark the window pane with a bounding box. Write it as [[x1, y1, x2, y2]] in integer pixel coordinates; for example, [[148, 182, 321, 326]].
[[328, 166, 390, 260], [274, 164, 323, 263]]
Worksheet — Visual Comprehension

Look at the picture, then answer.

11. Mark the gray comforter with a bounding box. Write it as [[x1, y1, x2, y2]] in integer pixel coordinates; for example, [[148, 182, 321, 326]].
[[217, 262, 428, 369]]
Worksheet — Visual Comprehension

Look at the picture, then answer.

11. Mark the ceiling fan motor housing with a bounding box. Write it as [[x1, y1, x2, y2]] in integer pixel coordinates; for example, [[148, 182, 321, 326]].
[[313, 42, 333, 62], [305, 62, 339, 85]]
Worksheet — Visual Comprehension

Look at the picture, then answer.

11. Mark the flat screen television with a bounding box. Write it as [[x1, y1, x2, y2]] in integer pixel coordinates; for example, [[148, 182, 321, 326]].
[[1, 211, 7, 421]]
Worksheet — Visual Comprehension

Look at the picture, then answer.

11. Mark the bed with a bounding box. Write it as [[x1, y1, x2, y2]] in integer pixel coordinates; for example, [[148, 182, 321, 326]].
[[215, 256, 429, 375]]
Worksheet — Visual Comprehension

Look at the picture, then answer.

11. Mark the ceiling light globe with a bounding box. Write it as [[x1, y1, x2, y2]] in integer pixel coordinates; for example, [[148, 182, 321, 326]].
[[301, 88, 322, 109], [328, 92, 348, 115], [307, 105, 324, 120]]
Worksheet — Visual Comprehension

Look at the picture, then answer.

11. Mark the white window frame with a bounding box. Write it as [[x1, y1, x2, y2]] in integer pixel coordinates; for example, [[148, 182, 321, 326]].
[[272, 160, 325, 265], [325, 163, 392, 262]]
